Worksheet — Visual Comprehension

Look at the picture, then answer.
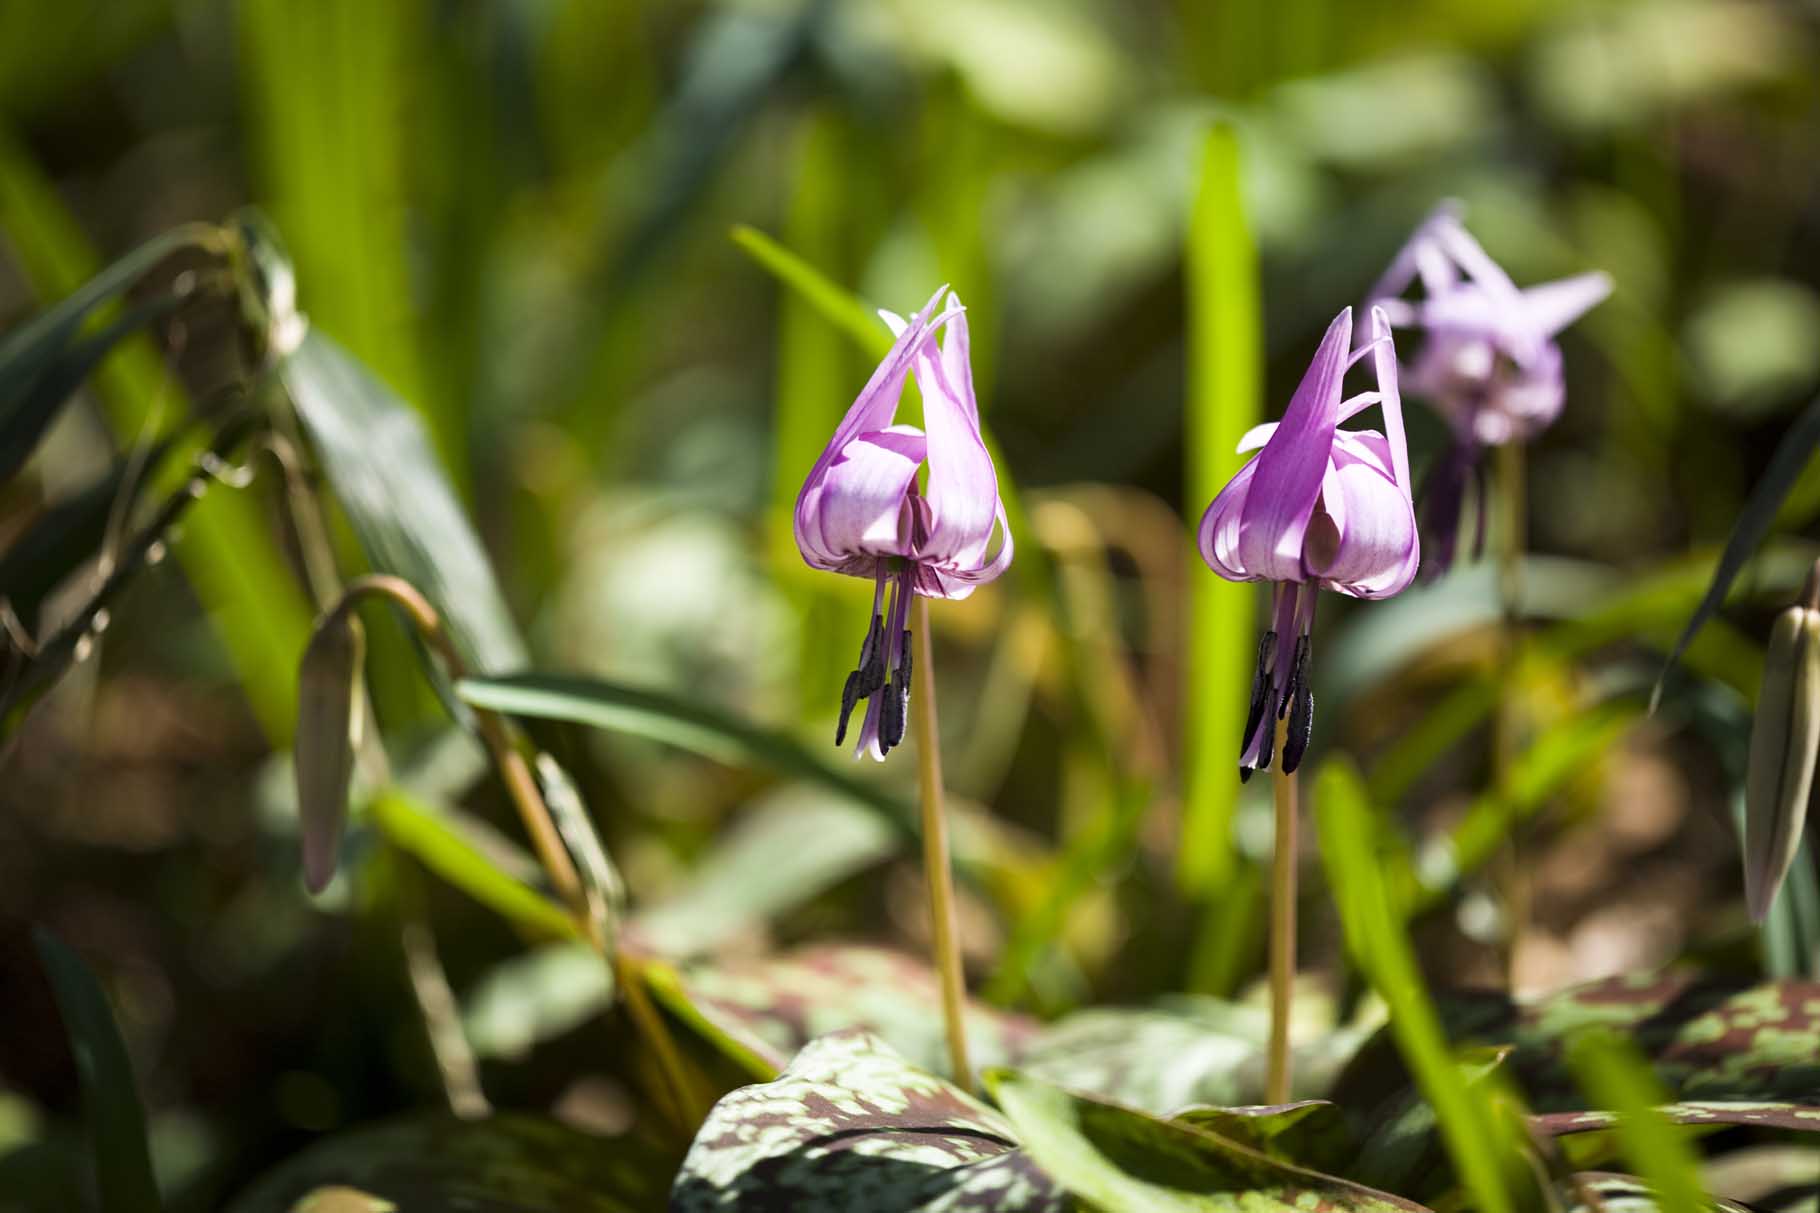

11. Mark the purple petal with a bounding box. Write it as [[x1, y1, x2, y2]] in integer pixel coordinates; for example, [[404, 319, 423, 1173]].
[[811, 426, 926, 562], [1522, 272, 1612, 338], [1365, 200, 1466, 304], [1368, 306, 1412, 494], [1303, 457, 1418, 599], [1236, 309, 1353, 582], [1197, 457, 1259, 581], [915, 302, 1002, 568], [794, 285, 956, 567]]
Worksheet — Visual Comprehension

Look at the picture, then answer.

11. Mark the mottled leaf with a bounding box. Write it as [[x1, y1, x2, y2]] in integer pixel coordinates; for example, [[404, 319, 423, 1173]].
[[989, 1070, 1430, 1213], [280, 331, 527, 675], [1564, 1172, 1758, 1213], [1016, 996, 1375, 1115], [1171, 1101, 1350, 1167], [670, 1030, 1062, 1212], [225, 1114, 673, 1213], [675, 945, 1039, 1083]]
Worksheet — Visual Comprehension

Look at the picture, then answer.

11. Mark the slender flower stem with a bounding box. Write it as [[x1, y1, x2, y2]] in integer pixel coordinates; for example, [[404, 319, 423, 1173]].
[[1266, 713, 1298, 1105], [914, 596, 974, 1093], [1493, 441, 1527, 986]]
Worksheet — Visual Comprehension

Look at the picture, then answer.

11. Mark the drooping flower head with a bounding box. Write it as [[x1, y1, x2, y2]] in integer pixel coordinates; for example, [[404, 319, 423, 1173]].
[[1199, 307, 1417, 779], [795, 286, 1012, 760], [1367, 202, 1611, 574]]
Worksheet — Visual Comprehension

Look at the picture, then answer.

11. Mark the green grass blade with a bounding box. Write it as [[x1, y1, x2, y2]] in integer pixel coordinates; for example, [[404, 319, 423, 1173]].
[[32, 928, 161, 1213], [731, 225, 888, 360], [1180, 120, 1262, 894], [237, 0, 455, 489], [1563, 1030, 1709, 1213], [458, 672, 920, 840], [1315, 758, 1518, 1213], [0, 128, 312, 741], [368, 787, 580, 941]]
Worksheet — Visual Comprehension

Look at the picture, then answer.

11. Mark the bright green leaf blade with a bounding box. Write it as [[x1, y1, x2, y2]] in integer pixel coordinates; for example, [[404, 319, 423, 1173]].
[[628, 787, 896, 958], [1654, 392, 1820, 709], [671, 1030, 1060, 1212], [280, 331, 527, 674], [731, 225, 887, 359], [1180, 120, 1261, 895], [32, 928, 161, 1213], [1564, 1032, 1709, 1213], [457, 673, 919, 839], [989, 1069, 1429, 1213], [1314, 758, 1520, 1213], [367, 787, 579, 942], [225, 1113, 672, 1213]]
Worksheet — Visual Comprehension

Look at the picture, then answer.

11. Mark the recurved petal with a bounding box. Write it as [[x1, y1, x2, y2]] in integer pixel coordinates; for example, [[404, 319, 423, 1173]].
[[1197, 458, 1258, 581], [794, 285, 955, 564], [917, 305, 1003, 569], [1236, 309, 1352, 582], [1303, 457, 1418, 599], [1369, 306, 1412, 494], [1365, 200, 1466, 304], [811, 426, 926, 561], [1522, 271, 1612, 339]]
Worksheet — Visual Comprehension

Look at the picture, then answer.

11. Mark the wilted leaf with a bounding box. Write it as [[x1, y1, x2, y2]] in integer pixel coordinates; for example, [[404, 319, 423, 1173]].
[[225, 1114, 673, 1213], [296, 610, 366, 894], [280, 331, 526, 675], [670, 1030, 1061, 1213], [989, 1070, 1430, 1213], [33, 928, 160, 1213], [628, 787, 897, 959], [675, 945, 1039, 1082], [533, 754, 624, 952]]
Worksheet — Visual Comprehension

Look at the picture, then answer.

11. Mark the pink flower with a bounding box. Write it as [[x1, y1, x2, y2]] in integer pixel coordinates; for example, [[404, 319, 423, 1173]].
[[1198, 307, 1416, 777], [795, 286, 1012, 760]]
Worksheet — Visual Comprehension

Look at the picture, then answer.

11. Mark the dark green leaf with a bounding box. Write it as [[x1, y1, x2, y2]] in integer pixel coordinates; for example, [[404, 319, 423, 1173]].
[[225, 1114, 674, 1213], [671, 1030, 1061, 1212], [673, 945, 1039, 1083], [989, 1069, 1430, 1213], [0, 292, 183, 485], [280, 331, 526, 674], [1654, 392, 1820, 710], [0, 437, 174, 635], [457, 673, 919, 840], [32, 927, 161, 1213]]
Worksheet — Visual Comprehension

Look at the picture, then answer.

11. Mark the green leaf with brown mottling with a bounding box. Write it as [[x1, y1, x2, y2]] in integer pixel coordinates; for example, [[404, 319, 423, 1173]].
[[674, 945, 1040, 1082], [1015, 996, 1376, 1114], [670, 1030, 1063, 1212], [989, 1070, 1432, 1213], [226, 1114, 675, 1213], [1564, 1172, 1758, 1213]]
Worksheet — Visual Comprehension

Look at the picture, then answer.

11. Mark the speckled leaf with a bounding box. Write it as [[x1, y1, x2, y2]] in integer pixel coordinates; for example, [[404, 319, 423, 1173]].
[[1015, 996, 1375, 1114], [1327, 1044, 1513, 1198], [675, 945, 1040, 1082], [670, 1030, 1063, 1212], [226, 1114, 674, 1213], [1564, 1172, 1758, 1213], [1330, 973, 1820, 1197], [989, 1070, 1432, 1213]]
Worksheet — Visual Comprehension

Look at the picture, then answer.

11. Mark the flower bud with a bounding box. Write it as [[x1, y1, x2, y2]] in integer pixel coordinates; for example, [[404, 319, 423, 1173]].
[[1744, 596, 1820, 921], [296, 608, 366, 894]]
